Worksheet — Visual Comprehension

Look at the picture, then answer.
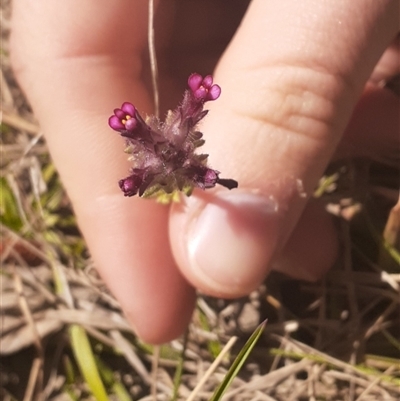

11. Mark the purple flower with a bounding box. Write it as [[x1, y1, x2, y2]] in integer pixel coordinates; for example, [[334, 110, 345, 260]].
[[109, 102, 137, 132], [118, 168, 150, 197], [108, 73, 237, 200], [119, 175, 143, 197], [188, 73, 221, 102], [185, 166, 219, 189]]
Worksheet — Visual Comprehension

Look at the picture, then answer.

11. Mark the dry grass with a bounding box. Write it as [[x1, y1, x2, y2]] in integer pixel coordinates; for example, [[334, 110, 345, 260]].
[[1, 1, 400, 400]]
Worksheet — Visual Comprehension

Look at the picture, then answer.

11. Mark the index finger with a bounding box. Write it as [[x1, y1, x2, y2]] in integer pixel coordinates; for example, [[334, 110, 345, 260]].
[[11, 0, 196, 343]]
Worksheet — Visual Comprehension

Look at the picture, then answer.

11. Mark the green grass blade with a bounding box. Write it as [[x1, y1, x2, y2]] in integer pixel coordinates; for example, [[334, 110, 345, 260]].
[[111, 383, 132, 401], [382, 239, 400, 265], [171, 329, 189, 401], [197, 308, 222, 358], [209, 320, 266, 401], [0, 177, 24, 231], [96, 356, 132, 401], [69, 325, 109, 401]]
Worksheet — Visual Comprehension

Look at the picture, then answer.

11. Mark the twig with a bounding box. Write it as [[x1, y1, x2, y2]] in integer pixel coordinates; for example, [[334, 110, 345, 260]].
[[148, 3, 160, 397], [148, 0, 159, 117], [365, 301, 398, 339], [23, 358, 42, 401], [355, 365, 396, 401], [110, 330, 151, 385], [0, 226, 49, 263], [151, 345, 160, 400], [186, 336, 237, 401], [0, 68, 14, 105], [13, 265, 44, 400], [2, 112, 40, 135]]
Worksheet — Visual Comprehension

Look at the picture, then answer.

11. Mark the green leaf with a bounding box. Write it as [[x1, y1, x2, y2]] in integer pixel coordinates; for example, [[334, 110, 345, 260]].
[[69, 325, 109, 401], [63, 355, 76, 384], [96, 357, 132, 401], [111, 383, 132, 401], [209, 320, 266, 401], [0, 177, 23, 231]]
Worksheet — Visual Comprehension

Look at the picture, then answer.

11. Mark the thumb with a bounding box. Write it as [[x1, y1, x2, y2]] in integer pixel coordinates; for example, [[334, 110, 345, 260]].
[[169, 0, 399, 297]]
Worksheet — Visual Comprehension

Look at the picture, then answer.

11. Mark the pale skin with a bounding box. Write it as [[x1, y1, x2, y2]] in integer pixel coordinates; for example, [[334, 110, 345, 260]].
[[11, 0, 399, 343]]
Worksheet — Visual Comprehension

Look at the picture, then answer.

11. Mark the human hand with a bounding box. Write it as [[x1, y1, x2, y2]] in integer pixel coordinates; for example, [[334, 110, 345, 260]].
[[11, 0, 399, 343]]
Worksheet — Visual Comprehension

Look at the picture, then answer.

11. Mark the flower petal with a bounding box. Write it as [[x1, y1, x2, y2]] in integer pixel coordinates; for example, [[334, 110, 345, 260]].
[[207, 84, 221, 100], [202, 75, 213, 88], [188, 73, 203, 92], [109, 115, 125, 131], [125, 117, 137, 131], [194, 87, 208, 100], [114, 108, 126, 119], [121, 102, 136, 116]]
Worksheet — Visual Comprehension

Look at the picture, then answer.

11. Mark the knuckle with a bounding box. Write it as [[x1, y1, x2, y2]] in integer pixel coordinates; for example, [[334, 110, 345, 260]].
[[235, 63, 356, 144]]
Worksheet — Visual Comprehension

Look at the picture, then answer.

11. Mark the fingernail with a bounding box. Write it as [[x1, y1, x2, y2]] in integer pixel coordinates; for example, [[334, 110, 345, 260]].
[[187, 192, 281, 295]]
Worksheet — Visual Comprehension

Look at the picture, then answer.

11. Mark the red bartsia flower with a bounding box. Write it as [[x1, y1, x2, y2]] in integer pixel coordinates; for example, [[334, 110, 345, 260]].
[[109, 102, 137, 132], [108, 73, 237, 201], [188, 73, 221, 101]]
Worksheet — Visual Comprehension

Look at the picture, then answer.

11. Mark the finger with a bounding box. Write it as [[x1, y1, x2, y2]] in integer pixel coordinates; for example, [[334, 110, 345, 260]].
[[261, 83, 399, 282], [370, 35, 400, 84], [336, 35, 400, 162], [170, 0, 399, 297], [11, 0, 195, 343], [271, 37, 400, 280], [271, 200, 339, 281], [338, 82, 400, 163]]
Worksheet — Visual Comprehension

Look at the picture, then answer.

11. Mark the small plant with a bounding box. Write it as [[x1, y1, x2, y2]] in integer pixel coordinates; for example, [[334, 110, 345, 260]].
[[108, 73, 238, 202]]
